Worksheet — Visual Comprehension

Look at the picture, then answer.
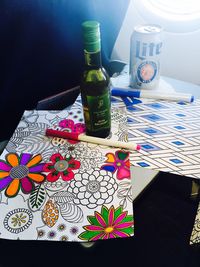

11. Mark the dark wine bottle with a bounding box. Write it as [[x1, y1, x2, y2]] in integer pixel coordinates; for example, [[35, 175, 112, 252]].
[[80, 21, 111, 138]]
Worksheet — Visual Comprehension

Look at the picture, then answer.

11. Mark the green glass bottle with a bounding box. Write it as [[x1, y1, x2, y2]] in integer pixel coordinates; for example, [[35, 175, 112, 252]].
[[80, 21, 111, 138]]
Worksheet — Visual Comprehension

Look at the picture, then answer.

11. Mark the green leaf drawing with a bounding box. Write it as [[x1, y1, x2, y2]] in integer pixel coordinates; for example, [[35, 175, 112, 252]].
[[28, 184, 46, 212]]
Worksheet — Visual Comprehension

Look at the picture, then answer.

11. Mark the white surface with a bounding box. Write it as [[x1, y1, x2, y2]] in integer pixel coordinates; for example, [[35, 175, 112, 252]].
[[111, 75, 176, 93], [131, 167, 158, 201], [111, 0, 200, 85]]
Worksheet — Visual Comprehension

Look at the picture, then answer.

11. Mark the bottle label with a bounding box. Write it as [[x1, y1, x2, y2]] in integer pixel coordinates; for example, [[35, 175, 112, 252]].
[[85, 92, 110, 131]]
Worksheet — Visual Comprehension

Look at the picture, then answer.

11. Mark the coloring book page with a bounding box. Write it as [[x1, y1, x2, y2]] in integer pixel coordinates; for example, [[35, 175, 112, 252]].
[[0, 104, 134, 242]]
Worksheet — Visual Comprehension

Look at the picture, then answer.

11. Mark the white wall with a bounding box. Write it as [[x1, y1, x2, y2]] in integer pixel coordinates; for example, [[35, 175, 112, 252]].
[[111, 1, 200, 85]]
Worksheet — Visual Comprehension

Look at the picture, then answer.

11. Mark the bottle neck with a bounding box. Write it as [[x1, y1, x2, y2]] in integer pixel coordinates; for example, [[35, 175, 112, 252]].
[[84, 49, 102, 68]]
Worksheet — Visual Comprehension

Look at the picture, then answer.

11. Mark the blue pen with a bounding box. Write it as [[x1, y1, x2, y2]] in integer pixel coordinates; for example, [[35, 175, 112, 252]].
[[111, 87, 194, 103]]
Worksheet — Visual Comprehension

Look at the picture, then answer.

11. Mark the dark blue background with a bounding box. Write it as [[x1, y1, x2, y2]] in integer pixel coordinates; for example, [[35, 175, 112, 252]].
[[0, 0, 130, 139]]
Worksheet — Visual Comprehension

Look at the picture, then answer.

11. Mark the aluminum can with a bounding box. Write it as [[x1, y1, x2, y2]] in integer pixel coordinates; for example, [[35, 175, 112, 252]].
[[129, 24, 163, 90]]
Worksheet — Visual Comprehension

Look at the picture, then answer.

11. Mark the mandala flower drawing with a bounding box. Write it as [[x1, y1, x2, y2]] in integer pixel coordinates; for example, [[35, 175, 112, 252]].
[[4, 208, 33, 233], [68, 169, 118, 209], [60, 142, 88, 160], [43, 153, 80, 182], [0, 153, 45, 197], [45, 142, 105, 173], [79, 205, 134, 241], [101, 150, 130, 180], [0, 195, 42, 240], [60, 144, 105, 172]]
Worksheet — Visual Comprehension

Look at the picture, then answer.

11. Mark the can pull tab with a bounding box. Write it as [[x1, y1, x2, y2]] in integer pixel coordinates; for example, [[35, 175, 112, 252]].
[[144, 25, 159, 33]]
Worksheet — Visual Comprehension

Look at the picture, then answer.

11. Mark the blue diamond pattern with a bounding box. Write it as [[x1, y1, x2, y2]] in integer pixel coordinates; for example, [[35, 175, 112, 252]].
[[175, 113, 186, 117], [127, 106, 143, 111], [172, 141, 185, 146], [140, 143, 161, 151], [174, 126, 186, 130], [170, 158, 183, 164], [142, 114, 166, 122], [145, 103, 168, 109], [139, 127, 164, 135], [127, 117, 139, 124], [137, 162, 150, 167]]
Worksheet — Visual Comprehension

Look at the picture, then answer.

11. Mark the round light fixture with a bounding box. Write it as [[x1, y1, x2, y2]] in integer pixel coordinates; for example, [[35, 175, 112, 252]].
[[134, 0, 200, 33]]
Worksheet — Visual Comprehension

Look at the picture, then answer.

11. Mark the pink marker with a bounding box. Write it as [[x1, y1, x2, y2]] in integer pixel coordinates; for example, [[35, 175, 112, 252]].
[[45, 129, 141, 151]]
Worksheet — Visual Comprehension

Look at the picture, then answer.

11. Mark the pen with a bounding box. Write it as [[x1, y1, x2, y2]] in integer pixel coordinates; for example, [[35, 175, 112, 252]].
[[111, 87, 195, 103], [45, 129, 141, 151]]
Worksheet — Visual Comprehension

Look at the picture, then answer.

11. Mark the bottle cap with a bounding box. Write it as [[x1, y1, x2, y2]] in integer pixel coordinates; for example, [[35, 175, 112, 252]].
[[82, 21, 101, 52]]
